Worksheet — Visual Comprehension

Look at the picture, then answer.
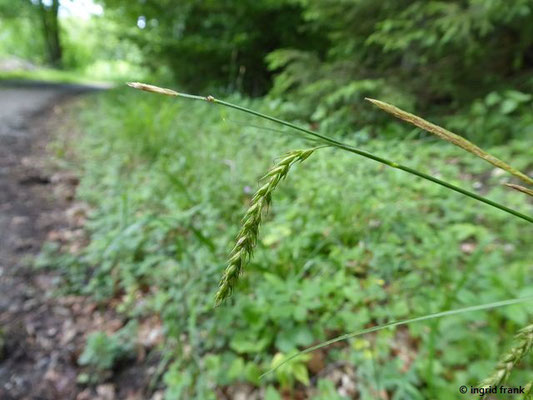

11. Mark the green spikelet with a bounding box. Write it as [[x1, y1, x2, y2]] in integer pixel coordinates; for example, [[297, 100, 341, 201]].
[[525, 381, 533, 400], [480, 323, 533, 389], [215, 148, 316, 306]]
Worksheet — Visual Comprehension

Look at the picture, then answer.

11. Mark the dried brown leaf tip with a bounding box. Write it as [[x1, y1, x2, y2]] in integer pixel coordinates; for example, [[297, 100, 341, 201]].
[[127, 82, 179, 96], [214, 148, 316, 306], [505, 183, 533, 197], [366, 98, 533, 186]]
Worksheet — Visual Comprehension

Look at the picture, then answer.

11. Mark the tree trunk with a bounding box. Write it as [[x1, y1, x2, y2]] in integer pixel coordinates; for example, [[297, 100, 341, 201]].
[[38, 0, 62, 67]]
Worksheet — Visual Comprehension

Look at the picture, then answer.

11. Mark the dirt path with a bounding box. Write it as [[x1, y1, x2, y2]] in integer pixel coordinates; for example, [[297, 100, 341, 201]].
[[0, 81, 115, 400], [0, 82, 97, 270]]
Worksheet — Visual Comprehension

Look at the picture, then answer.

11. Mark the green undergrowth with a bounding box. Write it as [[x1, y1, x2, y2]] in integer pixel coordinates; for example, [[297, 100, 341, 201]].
[[45, 88, 532, 399]]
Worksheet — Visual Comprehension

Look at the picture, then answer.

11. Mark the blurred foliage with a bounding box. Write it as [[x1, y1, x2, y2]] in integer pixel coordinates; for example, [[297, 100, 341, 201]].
[[80, 0, 533, 144], [0, 2, 146, 81], [45, 88, 532, 399], [79, 327, 136, 371], [77, 322, 138, 384], [0, 0, 62, 66], [0, 1, 46, 63], [266, 0, 533, 144], [60, 16, 148, 80], [3, 1, 533, 142], [99, 0, 327, 95]]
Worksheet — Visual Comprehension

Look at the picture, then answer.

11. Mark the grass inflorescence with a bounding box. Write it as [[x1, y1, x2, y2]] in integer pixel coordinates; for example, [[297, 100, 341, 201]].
[[214, 148, 318, 306], [525, 381, 533, 399], [480, 323, 533, 389], [366, 98, 533, 186]]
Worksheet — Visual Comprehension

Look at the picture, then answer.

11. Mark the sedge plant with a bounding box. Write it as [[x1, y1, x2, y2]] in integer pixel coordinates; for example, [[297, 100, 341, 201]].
[[128, 82, 532, 390]]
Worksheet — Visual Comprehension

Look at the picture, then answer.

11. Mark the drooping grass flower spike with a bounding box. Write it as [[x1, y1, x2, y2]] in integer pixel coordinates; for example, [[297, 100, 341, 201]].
[[366, 98, 533, 186], [480, 322, 533, 391], [214, 148, 318, 306]]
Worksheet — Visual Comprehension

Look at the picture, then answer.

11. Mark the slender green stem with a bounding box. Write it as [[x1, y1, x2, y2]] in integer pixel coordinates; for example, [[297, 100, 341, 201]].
[[127, 83, 533, 223], [211, 97, 533, 224], [262, 296, 533, 377]]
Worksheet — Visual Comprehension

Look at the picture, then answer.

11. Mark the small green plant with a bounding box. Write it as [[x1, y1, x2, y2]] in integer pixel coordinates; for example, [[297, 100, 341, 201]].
[[270, 351, 311, 389], [78, 322, 137, 381], [79, 331, 123, 371]]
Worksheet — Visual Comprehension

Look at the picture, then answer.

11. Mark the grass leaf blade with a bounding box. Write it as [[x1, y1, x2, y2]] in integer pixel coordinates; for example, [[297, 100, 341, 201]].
[[260, 296, 533, 378]]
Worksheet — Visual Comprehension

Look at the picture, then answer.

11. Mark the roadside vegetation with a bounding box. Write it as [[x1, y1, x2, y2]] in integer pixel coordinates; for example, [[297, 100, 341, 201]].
[[41, 86, 530, 399], [2, 0, 532, 398]]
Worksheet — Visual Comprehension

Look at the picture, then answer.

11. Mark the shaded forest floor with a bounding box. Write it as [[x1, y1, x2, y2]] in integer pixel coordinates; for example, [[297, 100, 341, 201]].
[[0, 82, 159, 400]]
